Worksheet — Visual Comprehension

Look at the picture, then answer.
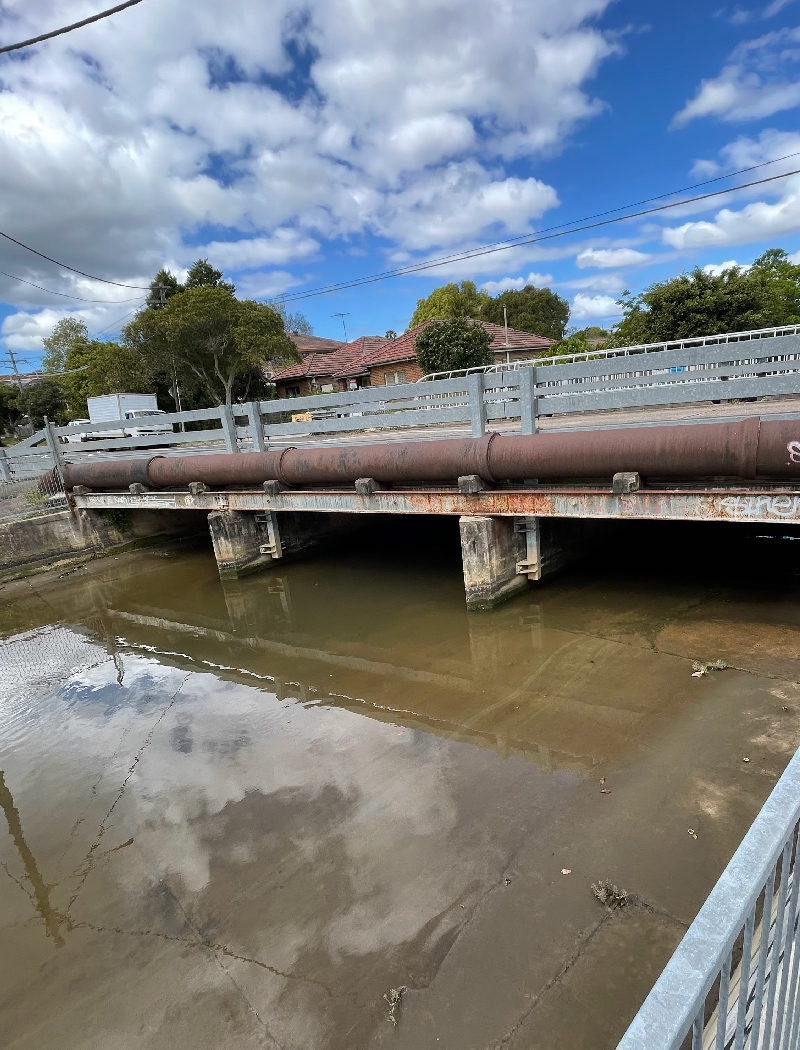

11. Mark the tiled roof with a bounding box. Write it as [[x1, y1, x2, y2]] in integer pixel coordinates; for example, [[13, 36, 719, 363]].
[[274, 337, 389, 383], [288, 333, 346, 356], [362, 320, 555, 368]]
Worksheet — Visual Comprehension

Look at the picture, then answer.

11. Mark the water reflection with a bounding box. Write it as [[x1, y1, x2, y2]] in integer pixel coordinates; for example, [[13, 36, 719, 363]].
[[1, 526, 797, 1050], [0, 770, 70, 947]]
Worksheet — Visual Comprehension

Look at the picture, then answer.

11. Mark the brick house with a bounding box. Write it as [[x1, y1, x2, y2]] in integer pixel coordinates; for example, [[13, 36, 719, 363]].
[[274, 322, 555, 396], [362, 320, 556, 386], [287, 332, 346, 357], [274, 336, 390, 397]]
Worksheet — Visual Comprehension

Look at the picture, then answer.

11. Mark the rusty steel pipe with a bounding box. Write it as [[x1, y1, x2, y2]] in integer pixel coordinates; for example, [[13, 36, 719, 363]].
[[62, 418, 800, 491]]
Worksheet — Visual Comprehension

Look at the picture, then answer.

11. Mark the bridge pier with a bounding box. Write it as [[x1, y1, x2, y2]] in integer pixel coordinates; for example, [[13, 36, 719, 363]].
[[459, 515, 531, 610], [207, 509, 359, 580], [459, 515, 592, 610]]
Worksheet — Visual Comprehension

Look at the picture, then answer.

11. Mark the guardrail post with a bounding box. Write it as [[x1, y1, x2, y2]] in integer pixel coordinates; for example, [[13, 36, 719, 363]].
[[0, 448, 10, 483], [219, 404, 239, 453], [43, 416, 66, 481], [467, 372, 486, 438], [245, 402, 266, 452], [518, 367, 537, 435]]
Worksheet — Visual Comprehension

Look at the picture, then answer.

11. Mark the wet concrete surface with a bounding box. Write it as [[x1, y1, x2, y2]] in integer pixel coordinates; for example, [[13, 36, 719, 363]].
[[0, 517, 799, 1049]]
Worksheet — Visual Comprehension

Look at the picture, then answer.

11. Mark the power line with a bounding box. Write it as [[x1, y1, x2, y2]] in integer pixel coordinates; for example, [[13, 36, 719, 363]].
[[278, 166, 800, 303], [0, 268, 145, 304], [0, 0, 147, 56], [0, 230, 149, 289], [90, 301, 146, 338]]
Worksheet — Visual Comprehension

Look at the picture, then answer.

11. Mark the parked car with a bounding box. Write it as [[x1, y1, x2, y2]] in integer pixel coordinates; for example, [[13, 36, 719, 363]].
[[65, 419, 92, 443]]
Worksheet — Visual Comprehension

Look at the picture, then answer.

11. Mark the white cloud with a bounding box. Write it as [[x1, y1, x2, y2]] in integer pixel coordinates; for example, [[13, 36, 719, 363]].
[[563, 273, 627, 292], [576, 247, 652, 268], [192, 231, 319, 271], [0, 0, 623, 349], [571, 292, 622, 318], [673, 27, 800, 125], [664, 131, 800, 248], [480, 272, 554, 294], [663, 180, 800, 248], [702, 259, 751, 274]]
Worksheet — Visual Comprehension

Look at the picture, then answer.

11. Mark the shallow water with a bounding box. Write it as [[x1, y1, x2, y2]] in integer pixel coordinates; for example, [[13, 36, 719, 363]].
[[1, 518, 799, 1049]]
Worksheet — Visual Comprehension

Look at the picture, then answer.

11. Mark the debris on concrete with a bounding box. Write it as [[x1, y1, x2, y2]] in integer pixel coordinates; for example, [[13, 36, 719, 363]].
[[561, 868, 571, 875], [688, 828, 698, 839], [742, 756, 751, 763], [691, 659, 730, 677], [601, 788, 612, 794], [384, 986, 407, 1026], [591, 880, 629, 909]]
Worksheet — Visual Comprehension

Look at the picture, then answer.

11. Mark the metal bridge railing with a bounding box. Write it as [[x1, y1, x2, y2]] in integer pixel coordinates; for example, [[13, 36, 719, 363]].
[[617, 744, 800, 1050], [419, 323, 800, 382]]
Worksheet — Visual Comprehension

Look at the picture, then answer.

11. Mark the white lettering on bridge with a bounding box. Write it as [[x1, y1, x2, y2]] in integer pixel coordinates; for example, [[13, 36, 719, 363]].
[[720, 494, 800, 520]]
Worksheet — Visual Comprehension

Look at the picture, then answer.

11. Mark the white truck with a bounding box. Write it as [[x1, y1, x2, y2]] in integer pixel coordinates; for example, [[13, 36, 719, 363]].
[[73, 394, 174, 442]]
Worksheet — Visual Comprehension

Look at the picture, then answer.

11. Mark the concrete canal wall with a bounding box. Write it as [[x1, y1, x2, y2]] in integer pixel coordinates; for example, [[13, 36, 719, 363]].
[[0, 507, 204, 578]]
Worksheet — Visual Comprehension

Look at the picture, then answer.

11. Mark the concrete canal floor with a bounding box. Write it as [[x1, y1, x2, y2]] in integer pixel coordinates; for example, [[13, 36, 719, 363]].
[[0, 518, 799, 1049]]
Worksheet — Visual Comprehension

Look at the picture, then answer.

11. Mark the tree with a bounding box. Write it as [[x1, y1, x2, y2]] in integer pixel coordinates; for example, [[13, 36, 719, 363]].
[[61, 339, 145, 418], [124, 287, 299, 407], [19, 378, 68, 427], [414, 318, 493, 375], [0, 384, 21, 435], [184, 258, 235, 294], [481, 286, 570, 340], [42, 318, 89, 373], [410, 281, 490, 327], [272, 301, 314, 335], [608, 250, 800, 347], [146, 268, 183, 310], [385, 329, 397, 339]]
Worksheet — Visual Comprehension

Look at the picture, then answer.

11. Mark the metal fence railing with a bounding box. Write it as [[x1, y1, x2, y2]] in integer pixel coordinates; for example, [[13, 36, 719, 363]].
[[616, 744, 800, 1050], [420, 323, 800, 381], [2, 326, 800, 483]]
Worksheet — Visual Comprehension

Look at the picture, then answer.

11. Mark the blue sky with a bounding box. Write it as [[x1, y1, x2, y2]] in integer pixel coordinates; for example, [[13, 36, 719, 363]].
[[2, 0, 800, 368]]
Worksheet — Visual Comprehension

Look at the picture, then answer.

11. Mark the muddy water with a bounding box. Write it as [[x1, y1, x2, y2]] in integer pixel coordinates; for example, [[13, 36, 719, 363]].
[[0, 518, 799, 1050]]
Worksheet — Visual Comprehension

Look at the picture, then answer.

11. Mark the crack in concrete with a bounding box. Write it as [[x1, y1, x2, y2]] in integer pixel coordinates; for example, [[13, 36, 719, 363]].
[[491, 912, 612, 1050], [66, 673, 192, 913], [74, 921, 335, 997]]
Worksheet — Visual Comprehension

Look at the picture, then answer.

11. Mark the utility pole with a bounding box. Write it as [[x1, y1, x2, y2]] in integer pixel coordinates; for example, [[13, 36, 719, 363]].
[[332, 312, 350, 342], [5, 347, 24, 392]]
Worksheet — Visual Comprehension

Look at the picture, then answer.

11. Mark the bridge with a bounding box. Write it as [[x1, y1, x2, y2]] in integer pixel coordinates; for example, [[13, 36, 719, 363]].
[[3, 323, 800, 606]]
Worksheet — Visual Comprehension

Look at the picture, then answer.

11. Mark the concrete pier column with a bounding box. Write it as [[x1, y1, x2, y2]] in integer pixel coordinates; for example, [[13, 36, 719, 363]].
[[459, 515, 529, 610], [208, 510, 362, 580], [208, 510, 281, 579]]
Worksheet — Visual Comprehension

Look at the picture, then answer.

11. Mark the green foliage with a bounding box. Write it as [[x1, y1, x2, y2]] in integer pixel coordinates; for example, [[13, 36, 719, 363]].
[[410, 281, 490, 327], [385, 329, 397, 339], [547, 326, 611, 358], [61, 339, 146, 418], [20, 378, 68, 427], [146, 268, 183, 310], [0, 384, 21, 433], [547, 330, 594, 358], [481, 286, 570, 340], [42, 318, 89, 373], [184, 259, 235, 294], [272, 300, 314, 335], [414, 318, 493, 375], [608, 249, 800, 347], [123, 286, 299, 407]]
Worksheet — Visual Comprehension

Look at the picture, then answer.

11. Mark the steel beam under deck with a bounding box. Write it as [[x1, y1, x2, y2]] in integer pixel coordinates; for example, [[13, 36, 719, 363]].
[[73, 486, 800, 526]]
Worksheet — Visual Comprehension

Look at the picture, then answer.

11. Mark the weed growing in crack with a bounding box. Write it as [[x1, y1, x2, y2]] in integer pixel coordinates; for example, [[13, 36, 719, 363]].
[[592, 880, 629, 909], [384, 986, 407, 1026]]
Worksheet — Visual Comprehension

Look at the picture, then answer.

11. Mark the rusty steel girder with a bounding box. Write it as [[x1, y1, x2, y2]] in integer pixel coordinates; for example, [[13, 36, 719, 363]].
[[62, 417, 800, 491]]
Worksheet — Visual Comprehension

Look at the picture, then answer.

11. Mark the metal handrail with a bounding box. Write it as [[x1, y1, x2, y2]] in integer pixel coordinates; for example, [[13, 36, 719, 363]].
[[418, 323, 800, 382], [617, 743, 800, 1050]]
